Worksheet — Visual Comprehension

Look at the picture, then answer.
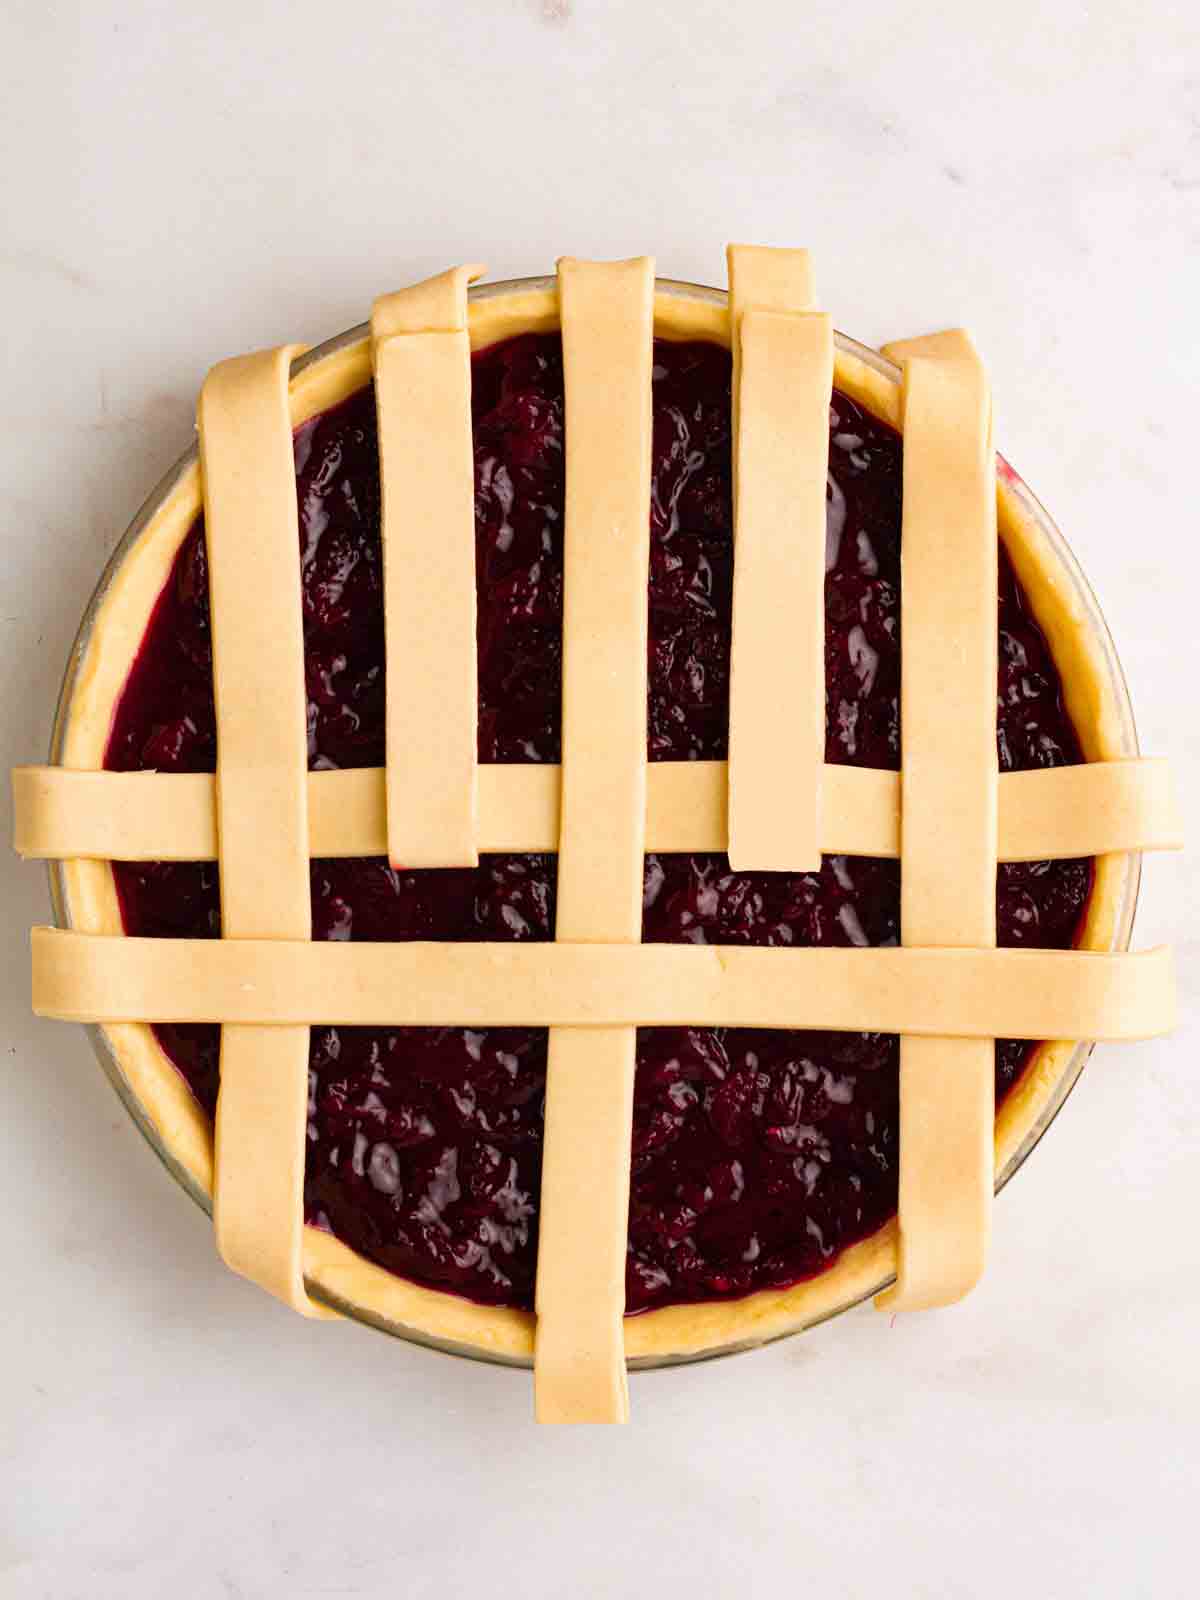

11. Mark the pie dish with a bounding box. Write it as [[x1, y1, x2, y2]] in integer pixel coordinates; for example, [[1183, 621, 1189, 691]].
[[13, 251, 1179, 1422]]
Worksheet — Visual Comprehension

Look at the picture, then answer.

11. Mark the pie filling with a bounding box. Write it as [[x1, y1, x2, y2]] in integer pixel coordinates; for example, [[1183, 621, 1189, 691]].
[[106, 334, 1092, 1315]]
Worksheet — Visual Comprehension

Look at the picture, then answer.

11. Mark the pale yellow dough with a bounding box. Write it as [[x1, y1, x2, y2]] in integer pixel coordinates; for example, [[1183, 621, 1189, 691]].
[[371, 265, 483, 868], [534, 259, 655, 1424], [34, 929, 1175, 1040], [197, 348, 334, 1320], [726, 244, 815, 326], [34, 278, 1168, 1368], [877, 332, 998, 1313], [727, 245, 829, 872], [14, 757, 1182, 864]]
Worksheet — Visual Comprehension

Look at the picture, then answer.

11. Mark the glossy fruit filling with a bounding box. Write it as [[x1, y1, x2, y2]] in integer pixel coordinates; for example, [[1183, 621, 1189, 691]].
[[106, 333, 1091, 1314]]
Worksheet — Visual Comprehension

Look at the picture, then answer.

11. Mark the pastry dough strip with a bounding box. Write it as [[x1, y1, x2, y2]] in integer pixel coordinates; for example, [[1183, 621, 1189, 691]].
[[14, 757, 1181, 863], [878, 331, 998, 1313], [198, 348, 333, 1319], [371, 265, 484, 867], [32, 929, 1175, 1040], [727, 245, 830, 872], [534, 258, 655, 1425]]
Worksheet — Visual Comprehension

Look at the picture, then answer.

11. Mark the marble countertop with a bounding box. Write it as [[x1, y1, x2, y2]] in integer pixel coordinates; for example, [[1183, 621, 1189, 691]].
[[2, 3, 1196, 1596]]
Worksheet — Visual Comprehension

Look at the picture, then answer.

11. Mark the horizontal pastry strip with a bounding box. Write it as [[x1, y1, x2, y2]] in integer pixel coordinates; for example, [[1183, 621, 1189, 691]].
[[14, 758, 1182, 864], [33, 929, 1174, 1040]]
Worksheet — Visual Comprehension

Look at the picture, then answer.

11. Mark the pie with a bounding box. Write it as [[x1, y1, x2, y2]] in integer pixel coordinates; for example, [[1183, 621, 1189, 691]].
[[14, 250, 1179, 1422]]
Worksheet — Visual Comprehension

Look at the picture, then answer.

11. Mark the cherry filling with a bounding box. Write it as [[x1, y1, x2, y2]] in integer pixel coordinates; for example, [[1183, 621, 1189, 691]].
[[106, 334, 1091, 1314]]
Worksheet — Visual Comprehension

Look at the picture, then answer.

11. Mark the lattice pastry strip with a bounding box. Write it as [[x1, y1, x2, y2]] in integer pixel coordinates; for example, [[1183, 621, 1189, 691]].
[[877, 330, 998, 1311], [726, 243, 831, 871], [533, 257, 655, 1425], [371, 264, 484, 868], [33, 930, 1175, 1039], [197, 347, 336, 1320], [14, 757, 1183, 864]]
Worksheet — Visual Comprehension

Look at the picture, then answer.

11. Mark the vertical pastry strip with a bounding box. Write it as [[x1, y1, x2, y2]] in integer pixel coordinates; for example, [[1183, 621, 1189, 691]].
[[199, 347, 334, 1318], [534, 257, 655, 1423], [726, 244, 829, 872], [876, 330, 999, 1312], [371, 264, 484, 867]]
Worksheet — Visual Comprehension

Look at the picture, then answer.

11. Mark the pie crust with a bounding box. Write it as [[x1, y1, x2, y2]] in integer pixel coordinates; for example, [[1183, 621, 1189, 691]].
[[33, 277, 1174, 1370]]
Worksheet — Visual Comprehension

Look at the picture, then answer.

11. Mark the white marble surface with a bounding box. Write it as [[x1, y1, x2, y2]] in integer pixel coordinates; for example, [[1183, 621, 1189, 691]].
[[2, 2, 1197, 1595]]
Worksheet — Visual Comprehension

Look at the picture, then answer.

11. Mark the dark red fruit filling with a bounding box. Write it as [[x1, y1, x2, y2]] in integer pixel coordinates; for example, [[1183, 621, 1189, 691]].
[[107, 334, 1091, 1314]]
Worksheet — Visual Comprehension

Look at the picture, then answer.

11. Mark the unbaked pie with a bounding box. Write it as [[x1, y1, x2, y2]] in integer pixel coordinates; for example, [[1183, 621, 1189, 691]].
[[14, 248, 1180, 1422]]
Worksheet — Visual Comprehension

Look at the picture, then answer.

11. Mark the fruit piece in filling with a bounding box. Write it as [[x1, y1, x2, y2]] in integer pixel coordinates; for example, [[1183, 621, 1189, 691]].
[[107, 333, 1092, 1314]]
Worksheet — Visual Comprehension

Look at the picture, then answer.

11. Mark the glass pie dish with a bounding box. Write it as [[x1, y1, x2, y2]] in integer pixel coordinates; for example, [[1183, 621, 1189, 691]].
[[43, 275, 1143, 1369]]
